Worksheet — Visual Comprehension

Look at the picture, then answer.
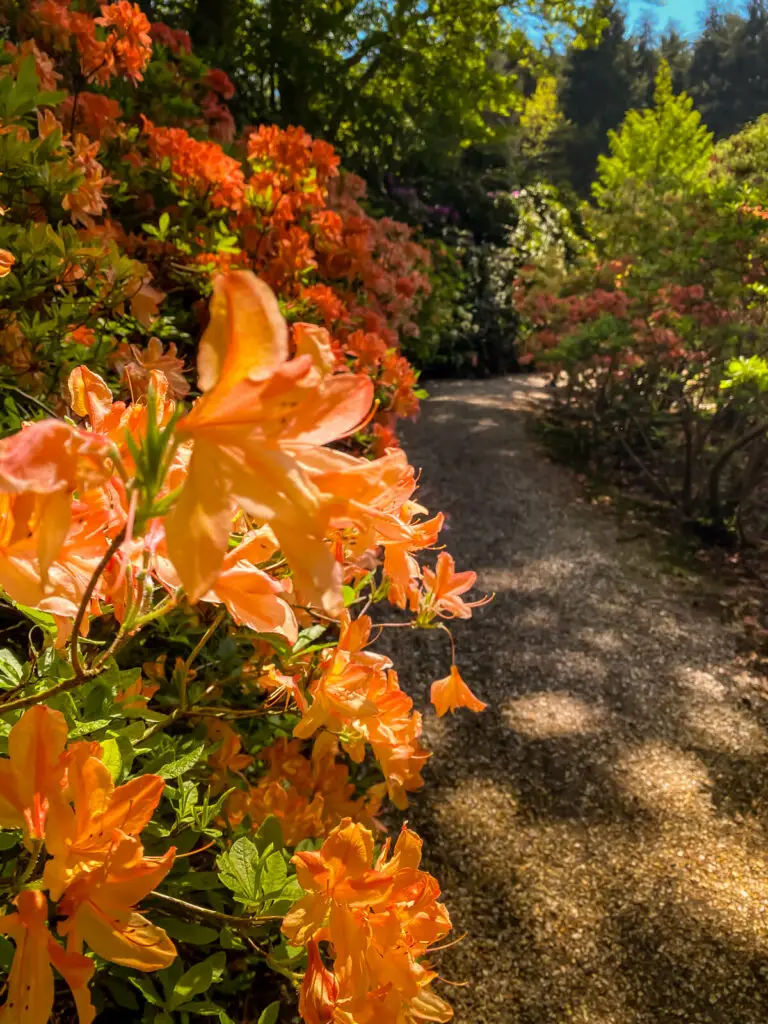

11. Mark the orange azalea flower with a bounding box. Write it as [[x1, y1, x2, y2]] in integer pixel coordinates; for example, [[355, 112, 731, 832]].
[[117, 336, 190, 399], [57, 833, 176, 970], [420, 551, 488, 621], [283, 819, 394, 946], [0, 248, 15, 277], [0, 419, 112, 584], [62, 134, 113, 226], [255, 663, 307, 713], [164, 271, 373, 612], [115, 675, 160, 712], [129, 278, 166, 327], [234, 735, 384, 844], [142, 119, 246, 210], [0, 492, 51, 611], [0, 890, 96, 1024], [44, 742, 166, 899], [430, 664, 486, 717], [284, 820, 453, 1024], [299, 941, 339, 1024], [206, 719, 254, 794], [383, 502, 444, 609], [293, 647, 378, 752], [294, 615, 430, 808], [65, 325, 97, 347], [60, 91, 123, 141], [0, 706, 69, 843], [154, 527, 298, 643], [94, 1, 153, 84]]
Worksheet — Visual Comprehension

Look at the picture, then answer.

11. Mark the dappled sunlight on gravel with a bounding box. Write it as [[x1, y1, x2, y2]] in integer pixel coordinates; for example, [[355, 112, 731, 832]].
[[378, 376, 768, 1024], [503, 691, 610, 738]]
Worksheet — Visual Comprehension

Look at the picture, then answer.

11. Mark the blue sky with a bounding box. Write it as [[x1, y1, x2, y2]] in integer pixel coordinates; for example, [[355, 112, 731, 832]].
[[625, 0, 738, 37]]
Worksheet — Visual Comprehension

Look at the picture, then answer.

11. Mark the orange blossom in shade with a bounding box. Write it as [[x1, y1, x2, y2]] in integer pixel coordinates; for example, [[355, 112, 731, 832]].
[[0, 249, 15, 277], [164, 270, 373, 612], [0, 705, 69, 843], [0, 890, 96, 1024], [430, 664, 487, 718]]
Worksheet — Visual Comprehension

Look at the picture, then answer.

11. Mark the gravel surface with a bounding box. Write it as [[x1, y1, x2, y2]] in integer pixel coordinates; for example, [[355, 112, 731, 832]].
[[379, 376, 768, 1024]]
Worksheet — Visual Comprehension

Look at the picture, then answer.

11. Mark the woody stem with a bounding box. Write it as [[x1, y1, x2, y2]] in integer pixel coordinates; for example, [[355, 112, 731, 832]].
[[147, 890, 282, 927], [179, 608, 227, 712], [70, 526, 127, 681]]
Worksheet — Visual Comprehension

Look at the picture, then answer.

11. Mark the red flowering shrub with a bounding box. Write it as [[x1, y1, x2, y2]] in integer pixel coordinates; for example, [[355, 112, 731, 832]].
[[516, 178, 768, 538]]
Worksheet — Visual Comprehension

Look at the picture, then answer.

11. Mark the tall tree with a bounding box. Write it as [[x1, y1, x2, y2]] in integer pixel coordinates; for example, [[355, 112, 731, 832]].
[[688, 1, 768, 137], [557, 0, 634, 195], [139, 0, 604, 189], [659, 26, 692, 94]]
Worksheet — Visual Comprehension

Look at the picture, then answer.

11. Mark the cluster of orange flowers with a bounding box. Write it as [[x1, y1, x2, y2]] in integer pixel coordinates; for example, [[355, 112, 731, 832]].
[[34, 0, 152, 85], [141, 117, 247, 209], [0, 270, 485, 1022], [221, 732, 386, 845], [0, 267, 485, 695], [5, 1, 432, 434], [284, 820, 453, 1024], [0, 706, 174, 1023], [0, 7, 487, 1021]]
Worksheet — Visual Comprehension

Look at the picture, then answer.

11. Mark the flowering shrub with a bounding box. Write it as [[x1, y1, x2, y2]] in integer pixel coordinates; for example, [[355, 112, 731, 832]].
[[516, 66, 768, 544], [0, 1, 432, 443], [0, 4, 486, 1022]]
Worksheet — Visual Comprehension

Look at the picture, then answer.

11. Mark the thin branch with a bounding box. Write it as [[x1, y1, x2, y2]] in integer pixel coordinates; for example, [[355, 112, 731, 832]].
[[179, 608, 227, 712], [708, 420, 768, 524], [147, 890, 282, 927], [70, 527, 127, 681], [0, 384, 58, 418]]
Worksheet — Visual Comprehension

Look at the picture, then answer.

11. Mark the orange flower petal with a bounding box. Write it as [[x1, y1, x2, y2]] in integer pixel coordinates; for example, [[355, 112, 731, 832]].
[[430, 665, 486, 718]]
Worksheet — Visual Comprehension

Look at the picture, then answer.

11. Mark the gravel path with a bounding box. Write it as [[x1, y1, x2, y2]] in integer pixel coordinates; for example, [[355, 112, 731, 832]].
[[381, 376, 768, 1024]]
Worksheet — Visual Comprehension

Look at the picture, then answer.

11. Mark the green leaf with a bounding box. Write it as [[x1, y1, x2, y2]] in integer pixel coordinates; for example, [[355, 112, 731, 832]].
[[98, 738, 122, 781], [11, 602, 55, 632], [182, 1003, 236, 1023], [258, 1002, 280, 1024], [159, 919, 219, 945], [0, 832, 20, 851], [291, 624, 327, 654], [157, 744, 206, 780], [254, 815, 283, 854], [0, 649, 23, 689], [261, 851, 288, 895], [68, 719, 110, 740], [169, 952, 226, 1010], [129, 975, 163, 1007], [217, 836, 260, 903]]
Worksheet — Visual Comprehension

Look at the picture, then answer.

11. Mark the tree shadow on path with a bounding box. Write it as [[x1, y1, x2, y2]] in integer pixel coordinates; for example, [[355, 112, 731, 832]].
[[379, 377, 768, 1024]]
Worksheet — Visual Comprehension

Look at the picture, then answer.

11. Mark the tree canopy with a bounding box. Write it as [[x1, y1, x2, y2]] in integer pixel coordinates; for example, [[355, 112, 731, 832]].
[[139, 0, 604, 184]]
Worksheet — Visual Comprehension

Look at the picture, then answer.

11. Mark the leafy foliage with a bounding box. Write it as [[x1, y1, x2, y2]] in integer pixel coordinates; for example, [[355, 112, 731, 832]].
[[516, 61, 768, 545], [139, 0, 604, 186], [0, 5, 489, 1023]]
